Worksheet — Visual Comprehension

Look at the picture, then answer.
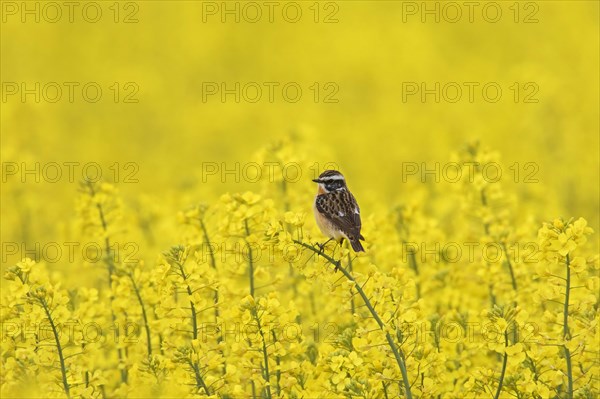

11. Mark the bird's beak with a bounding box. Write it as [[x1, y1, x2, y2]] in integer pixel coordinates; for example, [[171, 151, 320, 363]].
[[312, 179, 321, 183]]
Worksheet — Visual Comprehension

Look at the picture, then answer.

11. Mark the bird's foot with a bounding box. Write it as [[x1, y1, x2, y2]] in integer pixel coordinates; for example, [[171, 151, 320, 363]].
[[314, 241, 327, 255], [314, 238, 333, 255]]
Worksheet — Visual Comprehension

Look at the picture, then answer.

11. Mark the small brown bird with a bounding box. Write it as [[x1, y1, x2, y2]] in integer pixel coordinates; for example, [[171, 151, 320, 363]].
[[312, 170, 365, 252]]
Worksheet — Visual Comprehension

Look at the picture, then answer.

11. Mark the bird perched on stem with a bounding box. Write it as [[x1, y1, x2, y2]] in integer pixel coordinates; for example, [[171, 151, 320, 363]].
[[312, 170, 365, 254]]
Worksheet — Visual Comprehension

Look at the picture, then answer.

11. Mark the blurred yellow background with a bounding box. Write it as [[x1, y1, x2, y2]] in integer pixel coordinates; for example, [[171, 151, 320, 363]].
[[2, 0, 599, 262]]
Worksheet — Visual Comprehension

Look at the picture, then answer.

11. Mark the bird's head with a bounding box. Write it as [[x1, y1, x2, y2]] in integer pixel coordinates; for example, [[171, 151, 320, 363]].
[[312, 170, 347, 193]]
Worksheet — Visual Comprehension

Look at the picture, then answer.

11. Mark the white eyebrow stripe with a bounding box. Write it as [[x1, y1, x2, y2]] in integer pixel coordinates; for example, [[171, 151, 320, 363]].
[[321, 175, 344, 181]]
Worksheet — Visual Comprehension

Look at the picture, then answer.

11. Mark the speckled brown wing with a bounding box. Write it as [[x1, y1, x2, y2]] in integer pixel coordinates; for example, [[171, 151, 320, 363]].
[[315, 190, 363, 241]]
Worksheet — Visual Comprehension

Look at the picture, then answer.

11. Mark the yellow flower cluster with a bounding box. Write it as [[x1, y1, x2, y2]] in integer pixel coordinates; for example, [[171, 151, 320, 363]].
[[1, 140, 598, 398]]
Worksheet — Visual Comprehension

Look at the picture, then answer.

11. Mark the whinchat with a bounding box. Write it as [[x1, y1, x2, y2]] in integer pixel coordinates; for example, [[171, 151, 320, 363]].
[[312, 170, 365, 252]]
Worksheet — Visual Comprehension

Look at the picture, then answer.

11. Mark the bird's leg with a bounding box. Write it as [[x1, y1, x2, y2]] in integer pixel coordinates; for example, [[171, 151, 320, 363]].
[[315, 238, 333, 255], [332, 238, 344, 272]]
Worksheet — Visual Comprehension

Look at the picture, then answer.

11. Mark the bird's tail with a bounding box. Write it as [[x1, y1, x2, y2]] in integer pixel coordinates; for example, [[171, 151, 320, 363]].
[[350, 238, 365, 252]]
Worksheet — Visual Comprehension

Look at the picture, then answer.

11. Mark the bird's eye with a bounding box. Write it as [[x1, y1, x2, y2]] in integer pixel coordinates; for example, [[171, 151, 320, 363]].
[[326, 181, 343, 191]]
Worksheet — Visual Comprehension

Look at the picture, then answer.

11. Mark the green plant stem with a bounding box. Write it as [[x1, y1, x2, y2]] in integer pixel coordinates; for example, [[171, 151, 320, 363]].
[[39, 298, 71, 399], [395, 214, 421, 299], [294, 240, 413, 399], [480, 188, 491, 235], [128, 274, 152, 356], [244, 219, 255, 297], [198, 217, 226, 375], [563, 254, 573, 398], [347, 250, 356, 314], [271, 331, 282, 396], [252, 309, 272, 399], [190, 359, 211, 395], [86, 182, 128, 383], [199, 218, 221, 325], [479, 188, 497, 308], [501, 243, 518, 291], [281, 179, 291, 214], [199, 218, 217, 271], [493, 331, 509, 399], [176, 261, 198, 340], [406, 246, 422, 300], [174, 256, 210, 395], [382, 381, 389, 399], [563, 255, 572, 340]]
